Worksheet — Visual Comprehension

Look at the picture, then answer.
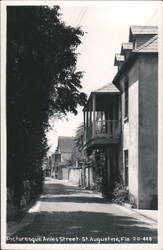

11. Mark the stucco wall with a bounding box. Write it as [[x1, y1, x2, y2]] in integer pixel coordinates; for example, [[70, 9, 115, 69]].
[[123, 123, 129, 149], [69, 168, 81, 185], [116, 53, 158, 209], [118, 95, 123, 181], [120, 60, 139, 206], [138, 54, 158, 209], [62, 167, 69, 179], [61, 152, 72, 162], [69, 167, 94, 187], [128, 67, 139, 206], [85, 167, 94, 187], [119, 80, 126, 182]]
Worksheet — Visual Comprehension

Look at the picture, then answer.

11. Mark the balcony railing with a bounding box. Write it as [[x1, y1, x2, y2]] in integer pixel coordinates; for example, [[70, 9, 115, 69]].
[[85, 120, 121, 142]]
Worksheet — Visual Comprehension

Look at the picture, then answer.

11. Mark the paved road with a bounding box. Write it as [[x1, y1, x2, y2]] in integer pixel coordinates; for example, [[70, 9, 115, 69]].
[[7, 178, 157, 244]]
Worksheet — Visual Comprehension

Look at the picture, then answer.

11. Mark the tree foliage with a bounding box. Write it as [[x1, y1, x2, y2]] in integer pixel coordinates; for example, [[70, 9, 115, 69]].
[[7, 6, 87, 207], [71, 123, 84, 165]]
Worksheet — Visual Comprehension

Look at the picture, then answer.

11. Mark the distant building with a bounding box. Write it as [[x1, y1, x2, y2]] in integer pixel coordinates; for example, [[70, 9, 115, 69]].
[[83, 26, 158, 209], [51, 136, 74, 179]]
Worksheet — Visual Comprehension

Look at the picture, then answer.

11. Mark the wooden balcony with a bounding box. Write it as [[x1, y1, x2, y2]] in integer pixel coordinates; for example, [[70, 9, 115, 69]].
[[84, 120, 121, 150], [83, 85, 121, 151]]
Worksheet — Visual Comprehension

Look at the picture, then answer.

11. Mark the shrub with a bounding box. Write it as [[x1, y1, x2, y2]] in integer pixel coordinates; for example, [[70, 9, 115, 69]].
[[111, 182, 129, 205], [91, 177, 103, 192], [129, 193, 137, 208]]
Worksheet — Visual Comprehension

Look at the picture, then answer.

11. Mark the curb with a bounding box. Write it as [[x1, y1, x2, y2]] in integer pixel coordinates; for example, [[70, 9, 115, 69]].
[[114, 203, 157, 226], [7, 198, 41, 236], [132, 209, 157, 224], [7, 212, 35, 236]]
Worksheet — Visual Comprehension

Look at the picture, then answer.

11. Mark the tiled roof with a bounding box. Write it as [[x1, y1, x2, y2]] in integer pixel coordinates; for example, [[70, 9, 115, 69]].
[[57, 136, 74, 153], [115, 53, 125, 61], [130, 25, 158, 35], [113, 25, 158, 85], [114, 53, 125, 66], [121, 42, 133, 51], [94, 83, 120, 93], [134, 34, 158, 53]]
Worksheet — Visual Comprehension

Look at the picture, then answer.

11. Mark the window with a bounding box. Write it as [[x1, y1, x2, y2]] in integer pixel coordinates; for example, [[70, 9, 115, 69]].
[[124, 78, 129, 119], [124, 150, 129, 186]]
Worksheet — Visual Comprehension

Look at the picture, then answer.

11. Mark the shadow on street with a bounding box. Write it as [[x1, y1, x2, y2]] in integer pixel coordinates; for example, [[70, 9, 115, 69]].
[[7, 179, 158, 244], [8, 211, 157, 243]]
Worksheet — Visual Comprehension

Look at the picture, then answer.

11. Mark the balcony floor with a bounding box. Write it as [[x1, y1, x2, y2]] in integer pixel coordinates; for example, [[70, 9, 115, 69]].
[[84, 136, 121, 150]]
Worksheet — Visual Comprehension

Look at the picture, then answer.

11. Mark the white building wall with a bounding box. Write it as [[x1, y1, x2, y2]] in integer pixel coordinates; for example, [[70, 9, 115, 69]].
[[120, 60, 139, 207], [69, 168, 81, 185], [61, 152, 71, 162], [128, 79, 139, 206], [138, 54, 158, 209]]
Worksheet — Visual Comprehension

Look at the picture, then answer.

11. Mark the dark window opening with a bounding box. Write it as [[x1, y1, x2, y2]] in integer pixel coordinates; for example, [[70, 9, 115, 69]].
[[124, 78, 129, 120], [124, 150, 128, 186]]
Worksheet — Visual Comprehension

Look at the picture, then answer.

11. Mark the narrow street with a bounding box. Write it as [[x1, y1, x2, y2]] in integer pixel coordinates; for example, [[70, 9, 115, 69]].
[[7, 178, 157, 244]]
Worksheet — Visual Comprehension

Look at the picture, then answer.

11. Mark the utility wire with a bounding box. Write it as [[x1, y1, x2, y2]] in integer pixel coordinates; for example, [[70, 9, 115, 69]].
[[74, 6, 86, 27], [64, 6, 86, 28], [134, 9, 158, 35], [76, 6, 88, 27], [131, 9, 159, 52], [98, 8, 158, 86]]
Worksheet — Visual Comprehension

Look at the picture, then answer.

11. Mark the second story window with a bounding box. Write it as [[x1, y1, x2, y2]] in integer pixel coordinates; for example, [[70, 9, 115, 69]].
[[124, 78, 129, 120]]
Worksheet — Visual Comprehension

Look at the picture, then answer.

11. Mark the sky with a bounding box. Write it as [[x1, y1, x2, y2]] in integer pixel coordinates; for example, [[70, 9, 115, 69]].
[[46, 1, 160, 155]]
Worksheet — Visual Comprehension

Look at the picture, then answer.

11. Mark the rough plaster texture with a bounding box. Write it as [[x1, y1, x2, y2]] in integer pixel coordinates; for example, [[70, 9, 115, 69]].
[[69, 168, 81, 185], [123, 122, 129, 149], [61, 152, 72, 162], [138, 54, 158, 209], [118, 54, 158, 209], [62, 168, 69, 180], [85, 167, 94, 187], [120, 60, 139, 207], [118, 97, 123, 181], [128, 61, 139, 206]]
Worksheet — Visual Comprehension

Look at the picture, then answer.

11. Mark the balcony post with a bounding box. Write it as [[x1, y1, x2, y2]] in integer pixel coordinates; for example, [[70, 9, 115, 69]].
[[90, 106, 92, 128], [83, 111, 85, 129], [92, 93, 96, 137], [83, 111, 86, 142], [86, 110, 88, 140]]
